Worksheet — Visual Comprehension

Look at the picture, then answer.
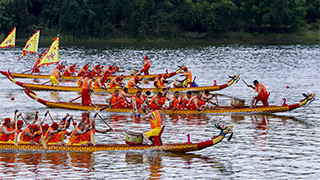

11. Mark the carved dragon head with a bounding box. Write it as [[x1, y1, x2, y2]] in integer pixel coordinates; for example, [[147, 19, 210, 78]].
[[302, 93, 316, 103], [215, 124, 234, 141]]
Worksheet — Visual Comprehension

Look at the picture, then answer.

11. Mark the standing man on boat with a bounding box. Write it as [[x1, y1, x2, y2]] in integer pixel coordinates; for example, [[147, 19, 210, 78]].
[[31, 54, 42, 74], [138, 106, 162, 145], [0, 118, 17, 143], [180, 67, 192, 87], [137, 56, 151, 75], [82, 72, 94, 105], [50, 67, 62, 85], [248, 80, 269, 108]]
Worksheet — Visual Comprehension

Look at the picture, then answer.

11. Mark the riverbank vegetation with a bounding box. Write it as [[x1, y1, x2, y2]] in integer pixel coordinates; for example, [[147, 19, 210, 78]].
[[0, 0, 319, 42]]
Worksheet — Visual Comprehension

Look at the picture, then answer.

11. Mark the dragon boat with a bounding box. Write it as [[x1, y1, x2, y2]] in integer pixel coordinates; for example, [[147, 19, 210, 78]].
[[23, 86, 315, 114], [3, 71, 240, 94], [0, 125, 233, 153], [0, 66, 183, 80]]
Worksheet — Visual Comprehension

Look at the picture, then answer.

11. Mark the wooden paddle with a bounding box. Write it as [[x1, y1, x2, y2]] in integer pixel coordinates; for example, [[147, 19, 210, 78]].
[[14, 110, 18, 147], [48, 112, 54, 123], [89, 112, 96, 146], [97, 113, 124, 142], [242, 79, 249, 87], [37, 112, 47, 150], [19, 114, 29, 125], [100, 99, 124, 111], [119, 62, 126, 72], [69, 95, 82, 102], [41, 80, 51, 85]]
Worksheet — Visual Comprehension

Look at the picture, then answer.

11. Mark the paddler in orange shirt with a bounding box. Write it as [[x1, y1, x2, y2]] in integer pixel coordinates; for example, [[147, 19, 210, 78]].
[[93, 76, 107, 90], [44, 122, 65, 145], [138, 106, 162, 145], [50, 67, 62, 85], [8, 117, 23, 142], [126, 76, 142, 89], [137, 56, 151, 75], [91, 64, 102, 77], [77, 74, 86, 87], [149, 92, 163, 110], [130, 90, 144, 113], [180, 91, 192, 109], [248, 80, 269, 108], [106, 90, 124, 108], [168, 91, 182, 110], [64, 64, 77, 76], [153, 74, 171, 88], [180, 67, 192, 87], [0, 118, 17, 143], [108, 75, 124, 88], [81, 72, 94, 105], [78, 64, 90, 76], [19, 124, 42, 144], [187, 92, 207, 111]]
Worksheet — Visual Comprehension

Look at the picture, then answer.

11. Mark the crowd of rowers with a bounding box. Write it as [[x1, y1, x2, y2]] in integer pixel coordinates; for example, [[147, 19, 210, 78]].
[[0, 110, 111, 146]]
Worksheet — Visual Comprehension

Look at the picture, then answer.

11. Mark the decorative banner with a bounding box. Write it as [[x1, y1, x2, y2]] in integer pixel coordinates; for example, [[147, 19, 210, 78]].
[[185, 132, 192, 143], [38, 36, 59, 67], [18, 30, 40, 60], [0, 27, 16, 48]]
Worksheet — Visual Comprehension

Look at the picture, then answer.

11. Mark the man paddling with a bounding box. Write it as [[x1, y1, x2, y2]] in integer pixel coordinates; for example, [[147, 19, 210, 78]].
[[153, 74, 171, 88], [187, 92, 207, 111], [19, 125, 42, 144], [180, 91, 192, 109], [81, 72, 94, 105], [93, 76, 107, 90], [138, 106, 162, 145], [78, 63, 90, 76], [126, 76, 142, 89], [0, 118, 17, 143], [106, 90, 125, 108], [64, 64, 77, 76], [130, 90, 144, 114], [248, 80, 269, 108], [168, 91, 182, 110], [44, 122, 65, 145]]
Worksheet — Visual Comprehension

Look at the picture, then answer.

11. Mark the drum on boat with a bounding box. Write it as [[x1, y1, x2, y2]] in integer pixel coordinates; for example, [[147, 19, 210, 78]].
[[131, 69, 138, 76], [125, 130, 144, 145], [231, 97, 245, 108], [173, 80, 182, 88]]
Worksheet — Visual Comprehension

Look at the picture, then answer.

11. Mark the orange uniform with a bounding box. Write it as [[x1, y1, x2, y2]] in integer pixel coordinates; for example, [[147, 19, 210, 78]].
[[64, 66, 76, 76], [19, 127, 34, 143], [68, 127, 82, 144], [91, 66, 102, 76], [183, 70, 192, 87], [140, 59, 150, 75], [130, 94, 144, 109], [109, 78, 122, 88], [0, 125, 13, 142], [8, 127, 20, 141], [169, 96, 180, 110], [180, 95, 189, 109], [187, 96, 206, 110], [78, 66, 89, 76], [145, 110, 161, 138], [93, 77, 104, 88], [154, 77, 165, 88], [126, 78, 136, 88], [44, 127, 60, 143], [82, 77, 93, 105], [77, 76, 85, 87], [149, 95, 162, 110], [255, 83, 268, 101], [110, 93, 123, 108]]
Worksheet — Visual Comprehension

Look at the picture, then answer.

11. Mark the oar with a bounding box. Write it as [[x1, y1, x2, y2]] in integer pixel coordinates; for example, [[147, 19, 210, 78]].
[[242, 79, 249, 87], [89, 112, 96, 146], [14, 110, 18, 147], [96, 113, 124, 141], [118, 62, 126, 72], [48, 112, 55, 123], [100, 99, 124, 111], [41, 80, 51, 85], [69, 95, 82, 102], [38, 111, 47, 150], [19, 114, 29, 126]]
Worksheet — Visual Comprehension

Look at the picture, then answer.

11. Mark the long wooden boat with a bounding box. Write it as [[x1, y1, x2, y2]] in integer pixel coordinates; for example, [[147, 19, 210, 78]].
[[0, 125, 233, 153], [4, 70, 240, 94], [0, 67, 182, 80], [23, 86, 315, 114]]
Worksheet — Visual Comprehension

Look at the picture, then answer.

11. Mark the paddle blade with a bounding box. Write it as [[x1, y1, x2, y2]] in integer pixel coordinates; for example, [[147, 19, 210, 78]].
[[41, 135, 47, 150], [91, 131, 96, 146], [227, 132, 233, 141]]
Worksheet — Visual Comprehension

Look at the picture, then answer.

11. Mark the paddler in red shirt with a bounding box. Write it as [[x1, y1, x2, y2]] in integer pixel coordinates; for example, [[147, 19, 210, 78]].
[[78, 64, 90, 76], [108, 75, 124, 88], [130, 90, 144, 113], [8, 117, 23, 142], [91, 64, 102, 77], [19, 124, 42, 144], [138, 106, 162, 145], [0, 118, 17, 143], [81, 72, 94, 105], [44, 122, 65, 145], [187, 92, 207, 111], [126, 76, 142, 89], [64, 64, 77, 76], [248, 80, 269, 108], [168, 91, 182, 110], [149, 92, 163, 110], [106, 90, 124, 108], [93, 76, 107, 90], [137, 56, 151, 75], [180, 91, 192, 109]]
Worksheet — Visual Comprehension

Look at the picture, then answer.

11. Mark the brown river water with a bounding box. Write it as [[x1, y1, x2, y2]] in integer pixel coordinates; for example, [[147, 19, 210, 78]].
[[0, 42, 319, 179]]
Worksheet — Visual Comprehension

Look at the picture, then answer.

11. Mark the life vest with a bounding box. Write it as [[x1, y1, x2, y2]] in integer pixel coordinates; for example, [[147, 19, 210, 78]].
[[169, 96, 179, 109], [149, 111, 161, 129], [143, 59, 150, 69], [83, 77, 93, 90], [78, 66, 89, 76], [180, 94, 189, 107], [109, 78, 121, 88], [158, 95, 166, 106], [91, 66, 101, 76], [150, 95, 160, 107], [110, 93, 122, 108], [50, 69, 59, 78], [188, 96, 199, 110], [185, 70, 192, 82], [64, 66, 75, 76], [0, 125, 11, 141], [8, 127, 20, 141], [154, 77, 164, 88], [45, 128, 59, 143], [255, 83, 268, 98], [126, 78, 136, 88], [69, 127, 83, 144], [93, 77, 103, 88], [130, 94, 143, 109], [33, 130, 42, 144], [20, 127, 34, 143], [77, 76, 84, 87]]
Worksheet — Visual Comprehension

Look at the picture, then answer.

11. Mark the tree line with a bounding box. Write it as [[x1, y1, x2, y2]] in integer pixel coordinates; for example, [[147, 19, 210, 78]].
[[0, 0, 319, 40]]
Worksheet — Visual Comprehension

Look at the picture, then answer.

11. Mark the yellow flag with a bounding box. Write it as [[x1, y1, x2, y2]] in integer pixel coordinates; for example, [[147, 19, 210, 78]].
[[38, 36, 59, 67], [0, 27, 16, 48], [18, 30, 40, 60]]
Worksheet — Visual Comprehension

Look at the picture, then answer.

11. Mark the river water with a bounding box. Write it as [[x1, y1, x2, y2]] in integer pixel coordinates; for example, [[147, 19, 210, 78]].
[[0, 42, 319, 179]]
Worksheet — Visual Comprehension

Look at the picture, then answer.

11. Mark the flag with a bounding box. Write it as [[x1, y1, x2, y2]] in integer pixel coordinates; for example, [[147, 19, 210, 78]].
[[0, 27, 16, 48], [38, 36, 59, 67], [18, 30, 40, 60]]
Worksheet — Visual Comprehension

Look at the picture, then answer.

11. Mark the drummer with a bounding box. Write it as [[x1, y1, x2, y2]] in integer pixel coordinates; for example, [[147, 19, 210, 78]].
[[138, 106, 162, 145], [0, 118, 17, 143], [136, 56, 151, 75]]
